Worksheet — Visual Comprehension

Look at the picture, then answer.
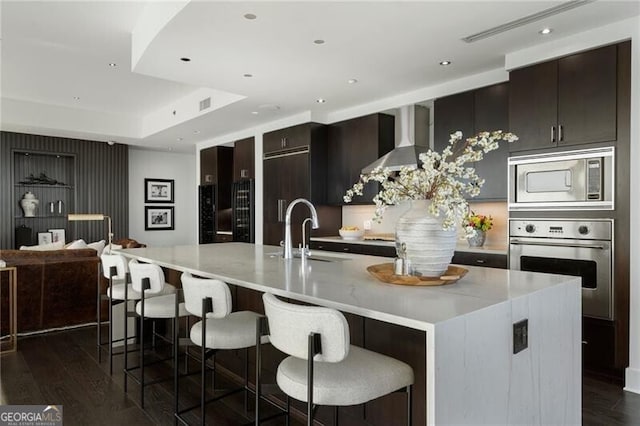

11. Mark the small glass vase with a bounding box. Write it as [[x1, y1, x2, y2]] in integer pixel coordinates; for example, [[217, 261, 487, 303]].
[[395, 199, 457, 277], [467, 230, 486, 247]]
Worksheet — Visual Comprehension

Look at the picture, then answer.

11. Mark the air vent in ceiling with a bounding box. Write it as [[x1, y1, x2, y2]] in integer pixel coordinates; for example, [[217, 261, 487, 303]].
[[462, 0, 594, 43], [199, 97, 211, 111]]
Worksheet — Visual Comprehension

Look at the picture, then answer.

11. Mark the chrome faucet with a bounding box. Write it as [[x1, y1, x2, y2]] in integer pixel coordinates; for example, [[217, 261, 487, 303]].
[[283, 198, 319, 259], [300, 217, 314, 258]]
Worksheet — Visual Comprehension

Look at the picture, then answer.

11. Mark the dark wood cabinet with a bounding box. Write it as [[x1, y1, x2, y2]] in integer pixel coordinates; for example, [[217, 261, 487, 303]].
[[473, 83, 509, 200], [434, 82, 509, 200], [200, 146, 233, 233], [263, 123, 312, 154], [326, 113, 394, 205], [310, 240, 396, 257], [451, 251, 507, 269], [263, 123, 340, 247], [509, 44, 618, 153], [434, 91, 474, 152], [233, 137, 254, 180]]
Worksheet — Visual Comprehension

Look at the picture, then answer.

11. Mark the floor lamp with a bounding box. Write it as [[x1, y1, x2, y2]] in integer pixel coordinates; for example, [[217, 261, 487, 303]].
[[68, 214, 113, 252]]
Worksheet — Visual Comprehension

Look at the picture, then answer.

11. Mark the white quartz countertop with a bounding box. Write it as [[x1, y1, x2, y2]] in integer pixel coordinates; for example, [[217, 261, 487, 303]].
[[311, 236, 508, 255], [120, 243, 574, 332]]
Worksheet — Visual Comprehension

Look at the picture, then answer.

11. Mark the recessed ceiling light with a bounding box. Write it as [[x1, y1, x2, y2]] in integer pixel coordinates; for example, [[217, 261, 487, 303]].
[[193, 130, 201, 134], [313, 39, 325, 45], [180, 57, 191, 62], [244, 73, 253, 78], [539, 28, 553, 35], [251, 111, 259, 115], [347, 79, 358, 84], [108, 63, 117, 67], [316, 98, 326, 104], [73, 96, 80, 100], [177, 137, 183, 141], [244, 13, 257, 20], [439, 60, 452, 66], [107, 140, 115, 146]]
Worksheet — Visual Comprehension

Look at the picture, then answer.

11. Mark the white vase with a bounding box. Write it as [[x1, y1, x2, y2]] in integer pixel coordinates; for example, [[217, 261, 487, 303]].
[[20, 191, 39, 217], [395, 199, 457, 277], [467, 230, 486, 247]]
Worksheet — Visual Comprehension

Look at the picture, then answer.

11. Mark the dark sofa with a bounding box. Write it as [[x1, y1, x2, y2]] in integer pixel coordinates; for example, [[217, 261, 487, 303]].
[[0, 248, 100, 334]]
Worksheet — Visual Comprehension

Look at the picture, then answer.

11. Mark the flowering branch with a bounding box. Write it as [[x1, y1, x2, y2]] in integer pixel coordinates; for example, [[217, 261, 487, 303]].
[[344, 130, 518, 229]]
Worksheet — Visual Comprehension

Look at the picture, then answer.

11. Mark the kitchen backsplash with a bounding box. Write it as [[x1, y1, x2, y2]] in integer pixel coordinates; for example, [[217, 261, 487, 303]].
[[342, 201, 508, 247]]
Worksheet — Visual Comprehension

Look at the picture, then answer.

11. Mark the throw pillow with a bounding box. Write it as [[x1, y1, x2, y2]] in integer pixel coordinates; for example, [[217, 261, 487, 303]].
[[66, 239, 88, 249], [87, 240, 106, 256], [20, 241, 65, 251]]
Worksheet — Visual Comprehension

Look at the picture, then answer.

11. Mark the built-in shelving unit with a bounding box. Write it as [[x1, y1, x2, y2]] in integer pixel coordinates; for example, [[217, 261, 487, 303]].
[[12, 150, 77, 246]]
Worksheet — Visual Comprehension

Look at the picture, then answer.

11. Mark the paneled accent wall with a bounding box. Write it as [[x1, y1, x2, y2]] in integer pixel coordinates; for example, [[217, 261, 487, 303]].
[[1, 131, 129, 249]]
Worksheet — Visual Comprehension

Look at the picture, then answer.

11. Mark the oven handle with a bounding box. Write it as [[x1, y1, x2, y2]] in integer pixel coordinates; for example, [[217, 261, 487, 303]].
[[509, 239, 608, 250]]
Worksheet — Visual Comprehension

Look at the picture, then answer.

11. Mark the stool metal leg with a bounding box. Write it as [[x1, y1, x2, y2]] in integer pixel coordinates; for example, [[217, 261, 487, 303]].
[[406, 385, 412, 426], [97, 268, 102, 363]]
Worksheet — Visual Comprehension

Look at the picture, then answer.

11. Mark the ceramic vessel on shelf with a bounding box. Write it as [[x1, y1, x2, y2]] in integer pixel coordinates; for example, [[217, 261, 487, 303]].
[[20, 191, 39, 217], [467, 230, 486, 247], [339, 228, 365, 240], [395, 199, 456, 277]]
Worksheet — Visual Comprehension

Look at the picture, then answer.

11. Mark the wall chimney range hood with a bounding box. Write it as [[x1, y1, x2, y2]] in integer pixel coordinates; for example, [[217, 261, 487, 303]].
[[361, 105, 430, 173]]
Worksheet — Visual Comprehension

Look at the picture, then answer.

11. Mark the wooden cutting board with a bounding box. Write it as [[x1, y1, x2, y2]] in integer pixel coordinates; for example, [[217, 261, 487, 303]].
[[367, 263, 468, 286]]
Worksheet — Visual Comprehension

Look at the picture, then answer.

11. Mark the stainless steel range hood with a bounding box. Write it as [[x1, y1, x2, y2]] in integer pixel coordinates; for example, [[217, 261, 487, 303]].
[[362, 104, 430, 173]]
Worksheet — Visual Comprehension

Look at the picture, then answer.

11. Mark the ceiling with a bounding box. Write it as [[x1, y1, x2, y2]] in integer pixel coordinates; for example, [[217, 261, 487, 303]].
[[2, 1, 639, 152]]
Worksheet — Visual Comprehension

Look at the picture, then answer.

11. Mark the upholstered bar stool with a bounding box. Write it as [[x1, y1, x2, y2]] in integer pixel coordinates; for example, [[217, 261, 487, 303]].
[[257, 293, 414, 426], [125, 259, 185, 408], [99, 253, 139, 375], [176, 272, 269, 426]]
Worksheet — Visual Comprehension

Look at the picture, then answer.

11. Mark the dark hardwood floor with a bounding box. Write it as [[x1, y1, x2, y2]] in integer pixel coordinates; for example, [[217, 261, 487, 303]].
[[2, 325, 640, 425]]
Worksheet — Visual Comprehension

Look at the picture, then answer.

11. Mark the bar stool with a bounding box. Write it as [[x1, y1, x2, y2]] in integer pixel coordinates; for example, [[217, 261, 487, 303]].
[[125, 259, 185, 408], [175, 272, 268, 426], [99, 253, 138, 375], [257, 293, 414, 426]]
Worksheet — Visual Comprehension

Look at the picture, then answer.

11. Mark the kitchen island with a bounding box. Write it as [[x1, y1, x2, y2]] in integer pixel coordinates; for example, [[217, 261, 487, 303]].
[[120, 243, 581, 425]]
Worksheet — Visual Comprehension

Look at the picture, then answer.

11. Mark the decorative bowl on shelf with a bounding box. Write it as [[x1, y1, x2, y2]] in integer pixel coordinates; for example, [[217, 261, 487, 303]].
[[339, 227, 365, 240]]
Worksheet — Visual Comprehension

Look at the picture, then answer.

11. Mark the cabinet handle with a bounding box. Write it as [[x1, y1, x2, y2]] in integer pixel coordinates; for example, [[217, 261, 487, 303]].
[[343, 248, 350, 252], [283, 137, 288, 148], [475, 259, 486, 264], [551, 126, 556, 143], [277, 199, 284, 222], [558, 124, 563, 142]]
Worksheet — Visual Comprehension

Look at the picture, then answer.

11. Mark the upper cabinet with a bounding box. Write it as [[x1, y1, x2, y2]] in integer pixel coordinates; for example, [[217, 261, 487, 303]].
[[326, 113, 395, 205], [434, 82, 509, 201], [263, 124, 311, 154], [233, 137, 255, 180], [509, 44, 618, 153]]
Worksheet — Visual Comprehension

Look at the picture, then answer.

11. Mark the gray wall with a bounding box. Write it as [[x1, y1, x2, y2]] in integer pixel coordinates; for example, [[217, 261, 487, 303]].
[[1, 131, 129, 249]]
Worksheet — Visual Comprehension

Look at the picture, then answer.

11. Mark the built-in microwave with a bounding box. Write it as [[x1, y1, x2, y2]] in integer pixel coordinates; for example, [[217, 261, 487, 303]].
[[508, 146, 614, 211]]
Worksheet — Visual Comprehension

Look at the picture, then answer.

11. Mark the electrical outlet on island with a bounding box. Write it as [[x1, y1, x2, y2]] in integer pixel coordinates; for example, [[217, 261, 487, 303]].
[[363, 220, 372, 231]]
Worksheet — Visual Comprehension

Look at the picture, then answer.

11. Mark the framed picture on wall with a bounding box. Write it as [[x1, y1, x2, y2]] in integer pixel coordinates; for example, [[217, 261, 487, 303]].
[[48, 228, 66, 244], [38, 232, 53, 245], [145, 206, 175, 231], [144, 178, 174, 203]]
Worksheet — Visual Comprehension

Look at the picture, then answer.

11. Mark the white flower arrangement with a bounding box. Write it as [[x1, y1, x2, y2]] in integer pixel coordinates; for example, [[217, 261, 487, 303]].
[[343, 130, 519, 230]]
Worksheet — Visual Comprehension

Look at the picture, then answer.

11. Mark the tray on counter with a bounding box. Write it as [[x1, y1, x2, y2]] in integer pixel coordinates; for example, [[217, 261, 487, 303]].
[[367, 263, 468, 286]]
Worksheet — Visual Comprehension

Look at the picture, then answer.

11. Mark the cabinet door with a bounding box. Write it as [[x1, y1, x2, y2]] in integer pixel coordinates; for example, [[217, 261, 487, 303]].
[[327, 114, 394, 205], [557, 44, 617, 146], [263, 124, 311, 154], [509, 61, 558, 152], [473, 83, 509, 200], [263, 153, 310, 246], [233, 137, 255, 180], [434, 91, 474, 152]]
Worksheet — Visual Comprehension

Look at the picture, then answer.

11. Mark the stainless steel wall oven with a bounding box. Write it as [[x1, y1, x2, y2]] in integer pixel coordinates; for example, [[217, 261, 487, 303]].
[[509, 218, 613, 320]]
